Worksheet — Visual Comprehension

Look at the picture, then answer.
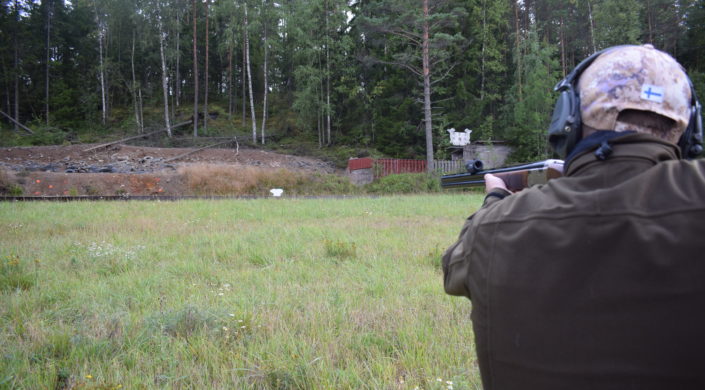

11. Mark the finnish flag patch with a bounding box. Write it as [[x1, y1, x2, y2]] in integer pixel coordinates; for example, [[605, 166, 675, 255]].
[[641, 84, 664, 103]]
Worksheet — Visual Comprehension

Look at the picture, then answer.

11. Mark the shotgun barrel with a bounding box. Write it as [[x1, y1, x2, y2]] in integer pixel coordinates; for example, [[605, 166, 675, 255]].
[[441, 159, 564, 192]]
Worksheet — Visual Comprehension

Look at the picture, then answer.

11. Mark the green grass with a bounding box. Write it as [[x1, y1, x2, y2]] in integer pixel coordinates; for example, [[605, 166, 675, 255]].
[[0, 194, 484, 389]]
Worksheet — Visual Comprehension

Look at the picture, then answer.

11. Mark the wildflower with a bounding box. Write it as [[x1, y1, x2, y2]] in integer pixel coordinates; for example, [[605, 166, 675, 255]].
[[228, 313, 235, 317], [85, 374, 93, 379], [218, 293, 224, 296], [437, 378, 443, 382], [446, 381, 453, 385], [240, 325, 246, 329], [222, 326, 228, 331]]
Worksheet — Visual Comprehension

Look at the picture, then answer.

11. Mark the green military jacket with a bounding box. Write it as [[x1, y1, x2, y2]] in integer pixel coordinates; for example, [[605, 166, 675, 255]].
[[443, 133, 705, 390]]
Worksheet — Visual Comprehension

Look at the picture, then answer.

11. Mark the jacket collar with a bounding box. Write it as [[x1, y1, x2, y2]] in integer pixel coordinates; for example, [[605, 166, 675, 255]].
[[565, 132, 681, 177]]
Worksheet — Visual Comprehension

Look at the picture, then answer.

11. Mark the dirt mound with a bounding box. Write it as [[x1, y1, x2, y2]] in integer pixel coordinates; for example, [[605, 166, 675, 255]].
[[0, 143, 342, 196]]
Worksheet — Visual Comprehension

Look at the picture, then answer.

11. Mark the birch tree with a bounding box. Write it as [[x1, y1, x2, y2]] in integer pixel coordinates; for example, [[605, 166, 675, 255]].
[[92, 0, 108, 126], [244, 2, 257, 143]]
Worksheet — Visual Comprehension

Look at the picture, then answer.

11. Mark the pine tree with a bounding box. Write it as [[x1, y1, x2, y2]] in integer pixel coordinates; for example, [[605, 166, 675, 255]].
[[359, 0, 466, 171]]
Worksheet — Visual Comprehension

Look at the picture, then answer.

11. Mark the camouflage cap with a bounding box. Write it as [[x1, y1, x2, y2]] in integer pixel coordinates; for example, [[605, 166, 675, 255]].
[[578, 44, 691, 137]]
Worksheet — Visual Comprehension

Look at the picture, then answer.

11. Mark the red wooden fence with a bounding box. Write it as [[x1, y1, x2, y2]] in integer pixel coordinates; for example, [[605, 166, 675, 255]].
[[347, 157, 374, 171], [375, 159, 427, 177], [348, 158, 464, 177]]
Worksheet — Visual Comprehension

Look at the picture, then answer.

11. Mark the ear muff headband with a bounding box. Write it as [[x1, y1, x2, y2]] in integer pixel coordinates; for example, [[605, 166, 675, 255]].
[[679, 81, 704, 158], [547, 46, 703, 159]]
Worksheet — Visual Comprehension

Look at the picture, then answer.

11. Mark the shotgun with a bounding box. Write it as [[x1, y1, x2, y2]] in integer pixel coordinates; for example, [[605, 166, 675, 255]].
[[441, 159, 565, 192]]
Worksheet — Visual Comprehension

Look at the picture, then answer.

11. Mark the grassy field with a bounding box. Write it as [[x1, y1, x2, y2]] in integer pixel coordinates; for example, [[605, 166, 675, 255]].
[[0, 194, 484, 389]]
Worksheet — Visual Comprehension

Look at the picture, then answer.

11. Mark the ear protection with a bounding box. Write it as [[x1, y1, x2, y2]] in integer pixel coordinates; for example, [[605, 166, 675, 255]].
[[547, 46, 703, 159]]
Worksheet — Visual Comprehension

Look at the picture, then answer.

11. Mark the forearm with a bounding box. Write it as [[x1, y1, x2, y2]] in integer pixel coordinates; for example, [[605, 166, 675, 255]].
[[442, 186, 511, 298]]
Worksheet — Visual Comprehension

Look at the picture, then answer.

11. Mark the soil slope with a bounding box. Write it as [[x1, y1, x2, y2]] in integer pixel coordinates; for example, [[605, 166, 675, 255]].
[[0, 144, 341, 196]]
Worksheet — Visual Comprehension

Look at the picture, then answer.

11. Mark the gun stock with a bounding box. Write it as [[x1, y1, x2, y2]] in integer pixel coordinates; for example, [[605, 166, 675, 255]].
[[441, 159, 564, 192]]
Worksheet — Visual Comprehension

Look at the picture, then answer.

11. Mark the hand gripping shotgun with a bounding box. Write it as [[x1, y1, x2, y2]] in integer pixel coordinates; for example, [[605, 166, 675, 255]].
[[441, 159, 565, 192]]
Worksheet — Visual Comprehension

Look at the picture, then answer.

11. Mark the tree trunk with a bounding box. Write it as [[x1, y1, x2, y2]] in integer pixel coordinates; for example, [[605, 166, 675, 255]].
[[242, 38, 246, 128], [138, 88, 144, 133], [587, 0, 596, 53], [261, 3, 268, 145], [131, 31, 143, 133], [192, 0, 199, 137], [422, 0, 433, 173], [514, 0, 522, 100], [175, 10, 181, 108], [480, 0, 486, 101], [228, 43, 233, 120], [318, 52, 324, 148], [158, 14, 172, 137], [325, 0, 331, 146], [13, 0, 19, 132], [244, 4, 257, 143], [203, 0, 210, 133], [646, 0, 654, 43], [45, 0, 53, 126], [560, 16, 566, 77], [94, 1, 107, 126]]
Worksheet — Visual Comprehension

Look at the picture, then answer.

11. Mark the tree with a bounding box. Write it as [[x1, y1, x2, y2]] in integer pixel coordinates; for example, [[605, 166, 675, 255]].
[[44, 0, 54, 125], [506, 29, 559, 162], [593, 0, 642, 49], [359, 0, 465, 172], [244, 2, 257, 143], [192, 0, 198, 137], [92, 0, 108, 126], [203, 0, 210, 133]]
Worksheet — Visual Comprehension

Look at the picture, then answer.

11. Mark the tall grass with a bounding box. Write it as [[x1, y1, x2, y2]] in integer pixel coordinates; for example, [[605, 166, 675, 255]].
[[178, 164, 358, 196], [0, 194, 484, 389]]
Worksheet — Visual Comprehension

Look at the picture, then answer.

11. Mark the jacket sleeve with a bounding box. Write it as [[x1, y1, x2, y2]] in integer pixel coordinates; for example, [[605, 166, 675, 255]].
[[442, 189, 510, 298]]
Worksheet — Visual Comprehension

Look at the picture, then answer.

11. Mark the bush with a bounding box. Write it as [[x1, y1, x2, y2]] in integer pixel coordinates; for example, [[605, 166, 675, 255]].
[[0, 169, 22, 196]]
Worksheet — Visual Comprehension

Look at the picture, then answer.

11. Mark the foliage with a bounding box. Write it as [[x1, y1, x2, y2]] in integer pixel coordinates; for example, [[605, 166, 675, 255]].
[[505, 29, 560, 162], [593, 0, 643, 49], [0, 0, 702, 160]]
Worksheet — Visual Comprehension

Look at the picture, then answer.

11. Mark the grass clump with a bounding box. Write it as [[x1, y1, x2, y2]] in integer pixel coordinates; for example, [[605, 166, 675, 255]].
[[0, 254, 35, 292], [324, 239, 357, 260]]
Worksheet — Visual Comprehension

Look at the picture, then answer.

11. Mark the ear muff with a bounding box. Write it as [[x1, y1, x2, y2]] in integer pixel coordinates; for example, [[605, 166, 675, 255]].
[[547, 47, 617, 159], [677, 87, 703, 159], [548, 84, 582, 159]]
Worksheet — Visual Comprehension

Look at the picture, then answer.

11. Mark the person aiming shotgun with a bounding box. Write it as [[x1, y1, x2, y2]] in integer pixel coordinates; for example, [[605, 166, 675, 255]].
[[442, 44, 705, 389]]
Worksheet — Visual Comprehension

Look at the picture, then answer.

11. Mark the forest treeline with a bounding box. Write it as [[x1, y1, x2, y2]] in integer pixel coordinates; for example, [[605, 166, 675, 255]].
[[1, 0, 704, 163]]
